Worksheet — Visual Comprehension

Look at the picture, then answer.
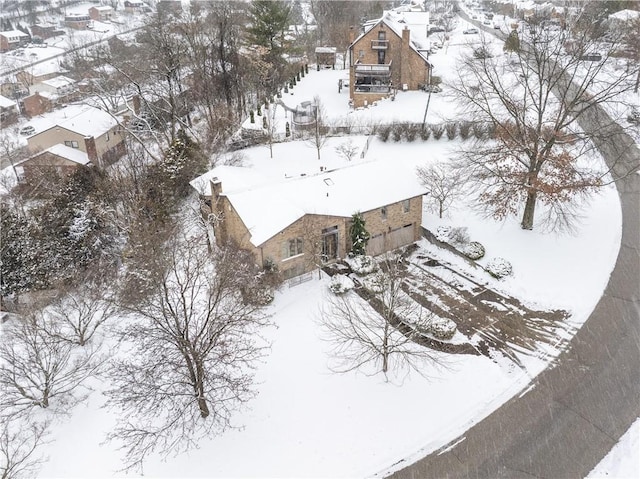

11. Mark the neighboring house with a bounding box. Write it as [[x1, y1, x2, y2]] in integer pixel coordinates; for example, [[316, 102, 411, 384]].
[[16, 144, 91, 184], [29, 75, 76, 97], [16, 62, 69, 89], [315, 46, 337, 69], [65, 13, 91, 29], [22, 91, 56, 117], [348, 10, 432, 108], [191, 161, 425, 279], [30, 23, 64, 40], [608, 8, 640, 29], [124, 0, 144, 13], [0, 94, 18, 126], [26, 105, 125, 167], [89, 6, 114, 21], [0, 80, 28, 100], [0, 30, 29, 52]]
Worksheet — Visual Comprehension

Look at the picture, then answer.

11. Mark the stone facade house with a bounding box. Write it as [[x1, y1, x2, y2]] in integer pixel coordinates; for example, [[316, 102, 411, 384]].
[[64, 13, 91, 30], [26, 105, 125, 167], [23, 91, 55, 117], [191, 161, 425, 280], [348, 10, 432, 108]]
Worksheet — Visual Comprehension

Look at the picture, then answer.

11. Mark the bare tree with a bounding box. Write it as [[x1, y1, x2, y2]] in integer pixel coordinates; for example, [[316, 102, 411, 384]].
[[450, 13, 637, 231], [320, 255, 442, 381], [335, 139, 359, 162], [0, 418, 49, 479], [0, 314, 102, 415], [105, 233, 270, 472], [306, 96, 329, 160], [42, 275, 117, 347], [417, 163, 467, 218], [263, 101, 280, 159]]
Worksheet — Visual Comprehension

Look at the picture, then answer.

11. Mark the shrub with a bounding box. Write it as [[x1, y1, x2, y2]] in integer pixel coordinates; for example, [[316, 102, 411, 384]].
[[361, 271, 385, 294], [419, 316, 457, 340], [459, 121, 472, 140], [472, 122, 485, 139], [419, 125, 431, 141], [445, 122, 457, 140], [405, 124, 419, 142], [345, 255, 378, 276], [463, 241, 485, 260], [284, 84, 289, 93], [257, 104, 262, 116], [392, 123, 403, 142], [378, 125, 392, 142], [432, 123, 445, 139], [435, 225, 452, 242], [430, 75, 442, 86], [329, 274, 355, 294], [486, 257, 513, 279], [249, 110, 255, 123], [448, 226, 470, 247]]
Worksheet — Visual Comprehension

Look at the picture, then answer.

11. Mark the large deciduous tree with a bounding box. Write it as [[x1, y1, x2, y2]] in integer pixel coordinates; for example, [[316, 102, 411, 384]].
[[450, 14, 637, 231], [105, 233, 270, 471]]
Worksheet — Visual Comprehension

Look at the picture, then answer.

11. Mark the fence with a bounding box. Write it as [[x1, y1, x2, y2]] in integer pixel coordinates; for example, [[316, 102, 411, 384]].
[[360, 134, 374, 159], [288, 271, 314, 288]]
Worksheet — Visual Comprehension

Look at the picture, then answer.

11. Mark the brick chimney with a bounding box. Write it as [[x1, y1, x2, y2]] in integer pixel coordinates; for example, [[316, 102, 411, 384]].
[[84, 136, 98, 165], [400, 27, 411, 90], [209, 178, 227, 245]]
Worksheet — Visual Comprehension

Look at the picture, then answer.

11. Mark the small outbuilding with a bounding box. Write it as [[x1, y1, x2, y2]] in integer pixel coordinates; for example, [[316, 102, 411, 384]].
[[315, 46, 337, 69]]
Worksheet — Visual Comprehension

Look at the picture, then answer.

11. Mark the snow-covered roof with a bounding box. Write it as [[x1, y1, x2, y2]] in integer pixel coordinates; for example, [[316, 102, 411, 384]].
[[0, 30, 29, 38], [0, 94, 16, 109], [40, 75, 75, 89], [608, 9, 640, 22], [190, 165, 273, 197], [91, 5, 113, 11], [43, 144, 91, 165], [352, 9, 432, 63], [32, 105, 117, 138], [214, 159, 426, 247], [315, 47, 337, 54]]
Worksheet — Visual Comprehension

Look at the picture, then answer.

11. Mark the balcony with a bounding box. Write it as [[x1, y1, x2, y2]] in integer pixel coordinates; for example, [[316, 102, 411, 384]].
[[354, 60, 392, 78], [370, 39, 389, 50]]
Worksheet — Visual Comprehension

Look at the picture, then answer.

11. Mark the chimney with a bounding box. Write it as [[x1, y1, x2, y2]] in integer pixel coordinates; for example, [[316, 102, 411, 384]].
[[84, 136, 98, 165], [209, 178, 227, 245], [401, 27, 411, 89], [349, 26, 355, 45]]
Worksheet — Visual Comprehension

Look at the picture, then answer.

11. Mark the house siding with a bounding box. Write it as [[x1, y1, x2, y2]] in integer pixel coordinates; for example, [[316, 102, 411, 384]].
[[349, 21, 430, 107], [209, 184, 423, 278]]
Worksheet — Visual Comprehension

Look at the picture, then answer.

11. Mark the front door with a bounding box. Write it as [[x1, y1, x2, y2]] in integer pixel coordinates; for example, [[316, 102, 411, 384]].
[[321, 226, 339, 262]]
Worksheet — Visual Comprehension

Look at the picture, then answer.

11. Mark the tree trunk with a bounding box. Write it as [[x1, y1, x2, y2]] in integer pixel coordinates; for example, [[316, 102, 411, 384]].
[[521, 189, 537, 230], [197, 395, 210, 419], [439, 201, 443, 219]]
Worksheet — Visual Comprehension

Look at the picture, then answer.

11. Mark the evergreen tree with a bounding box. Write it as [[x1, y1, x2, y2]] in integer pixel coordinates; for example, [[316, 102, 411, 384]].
[[349, 213, 370, 256], [247, 1, 290, 54], [503, 30, 520, 54]]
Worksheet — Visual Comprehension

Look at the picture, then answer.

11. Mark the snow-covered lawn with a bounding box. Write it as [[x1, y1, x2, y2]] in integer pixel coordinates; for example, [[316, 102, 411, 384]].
[[5, 9, 631, 478], [588, 418, 640, 479]]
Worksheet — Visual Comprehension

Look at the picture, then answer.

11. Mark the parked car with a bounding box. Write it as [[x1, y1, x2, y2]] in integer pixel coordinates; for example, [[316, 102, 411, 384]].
[[463, 28, 479, 34], [580, 52, 602, 61], [493, 23, 501, 29], [19, 125, 35, 136], [422, 84, 442, 93]]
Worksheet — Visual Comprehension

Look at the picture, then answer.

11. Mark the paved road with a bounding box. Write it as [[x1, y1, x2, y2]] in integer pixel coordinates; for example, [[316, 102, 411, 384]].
[[387, 11, 640, 479]]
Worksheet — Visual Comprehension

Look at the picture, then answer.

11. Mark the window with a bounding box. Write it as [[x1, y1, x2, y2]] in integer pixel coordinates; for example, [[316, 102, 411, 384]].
[[105, 132, 110, 141], [359, 49, 364, 58], [283, 238, 303, 258], [64, 140, 79, 148], [378, 50, 385, 64], [403, 199, 410, 213], [381, 206, 387, 220], [378, 31, 386, 40]]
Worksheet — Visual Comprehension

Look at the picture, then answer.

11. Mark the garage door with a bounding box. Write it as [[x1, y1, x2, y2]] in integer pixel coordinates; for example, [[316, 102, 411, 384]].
[[367, 233, 385, 257], [388, 224, 415, 250]]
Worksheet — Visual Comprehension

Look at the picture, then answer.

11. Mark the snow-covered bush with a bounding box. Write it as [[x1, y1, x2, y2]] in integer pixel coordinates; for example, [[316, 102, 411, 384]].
[[345, 255, 378, 276], [432, 123, 445, 139], [419, 316, 457, 340], [463, 241, 485, 260], [448, 227, 469, 247], [435, 225, 452, 242], [329, 274, 355, 295], [361, 271, 385, 294], [486, 257, 513, 279]]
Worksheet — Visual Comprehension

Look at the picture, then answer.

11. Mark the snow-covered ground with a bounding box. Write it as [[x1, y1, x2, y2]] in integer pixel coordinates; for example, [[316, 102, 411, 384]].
[[588, 418, 640, 479], [4, 8, 633, 478]]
